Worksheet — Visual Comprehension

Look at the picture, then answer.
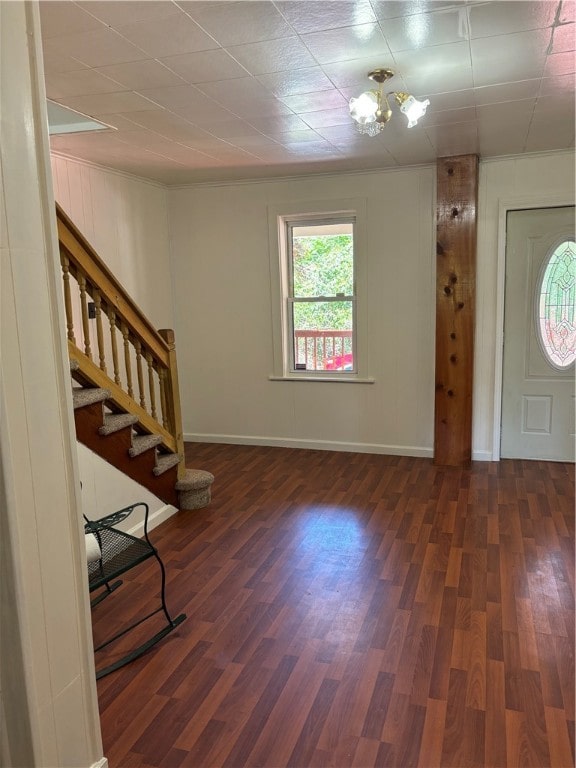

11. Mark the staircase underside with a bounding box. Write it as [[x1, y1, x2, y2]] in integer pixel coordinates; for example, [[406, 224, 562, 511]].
[[72, 383, 214, 510]]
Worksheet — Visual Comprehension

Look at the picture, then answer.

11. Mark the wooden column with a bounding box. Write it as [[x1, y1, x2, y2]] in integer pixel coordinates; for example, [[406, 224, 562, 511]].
[[434, 155, 478, 466]]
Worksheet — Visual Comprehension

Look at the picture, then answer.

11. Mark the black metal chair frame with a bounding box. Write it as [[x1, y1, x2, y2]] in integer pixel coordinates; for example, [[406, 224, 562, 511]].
[[84, 502, 186, 679]]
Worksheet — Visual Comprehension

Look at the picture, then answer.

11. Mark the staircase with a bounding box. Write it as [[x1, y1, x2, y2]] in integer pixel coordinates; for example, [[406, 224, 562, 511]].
[[58, 204, 213, 510]]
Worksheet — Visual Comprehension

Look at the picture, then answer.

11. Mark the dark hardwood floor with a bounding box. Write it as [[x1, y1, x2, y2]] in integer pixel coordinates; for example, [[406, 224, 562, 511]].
[[94, 443, 575, 768]]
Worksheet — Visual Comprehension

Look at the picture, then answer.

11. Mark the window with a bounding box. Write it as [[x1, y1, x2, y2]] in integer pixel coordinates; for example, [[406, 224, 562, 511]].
[[268, 198, 371, 382], [536, 238, 576, 369], [288, 218, 355, 373]]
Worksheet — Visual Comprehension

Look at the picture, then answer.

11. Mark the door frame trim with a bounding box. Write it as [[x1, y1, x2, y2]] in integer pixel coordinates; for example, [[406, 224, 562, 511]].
[[492, 193, 575, 460]]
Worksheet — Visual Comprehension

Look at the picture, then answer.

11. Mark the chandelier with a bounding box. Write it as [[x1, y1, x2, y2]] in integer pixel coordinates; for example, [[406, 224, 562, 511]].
[[349, 69, 430, 137]]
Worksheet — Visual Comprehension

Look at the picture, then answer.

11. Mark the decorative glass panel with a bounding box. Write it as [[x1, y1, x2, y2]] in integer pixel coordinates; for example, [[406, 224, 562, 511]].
[[538, 239, 576, 368]]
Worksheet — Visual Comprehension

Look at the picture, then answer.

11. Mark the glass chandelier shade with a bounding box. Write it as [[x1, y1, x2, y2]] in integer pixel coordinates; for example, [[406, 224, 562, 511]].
[[348, 69, 430, 135], [394, 92, 431, 128]]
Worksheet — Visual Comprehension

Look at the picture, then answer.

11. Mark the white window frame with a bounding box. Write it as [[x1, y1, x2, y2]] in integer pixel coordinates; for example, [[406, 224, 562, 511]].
[[268, 198, 373, 383]]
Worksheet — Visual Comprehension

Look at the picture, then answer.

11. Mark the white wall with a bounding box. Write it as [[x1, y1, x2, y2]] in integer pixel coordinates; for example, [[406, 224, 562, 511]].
[[78, 445, 176, 536], [474, 149, 575, 459], [169, 151, 574, 460], [1, 3, 103, 766], [51, 154, 174, 330], [168, 168, 437, 456]]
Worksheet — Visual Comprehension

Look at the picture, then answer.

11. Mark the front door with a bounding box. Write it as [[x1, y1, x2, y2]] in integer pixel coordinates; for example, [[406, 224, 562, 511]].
[[501, 206, 575, 461]]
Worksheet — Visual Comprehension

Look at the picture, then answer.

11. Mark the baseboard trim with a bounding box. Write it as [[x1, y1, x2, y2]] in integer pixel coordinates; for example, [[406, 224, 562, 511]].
[[184, 433, 434, 458], [126, 503, 177, 537], [91, 758, 108, 768], [472, 450, 493, 462]]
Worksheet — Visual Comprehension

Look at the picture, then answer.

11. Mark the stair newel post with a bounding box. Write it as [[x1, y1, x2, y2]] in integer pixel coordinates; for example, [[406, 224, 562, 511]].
[[134, 339, 146, 409], [78, 271, 92, 359], [121, 321, 134, 399], [108, 308, 121, 386], [61, 253, 76, 344], [93, 289, 107, 373], [158, 329, 185, 480]]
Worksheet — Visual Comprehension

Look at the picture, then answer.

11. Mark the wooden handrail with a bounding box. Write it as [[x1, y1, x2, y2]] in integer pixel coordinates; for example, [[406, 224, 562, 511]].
[[57, 204, 184, 464], [56, 205, 170, 366]]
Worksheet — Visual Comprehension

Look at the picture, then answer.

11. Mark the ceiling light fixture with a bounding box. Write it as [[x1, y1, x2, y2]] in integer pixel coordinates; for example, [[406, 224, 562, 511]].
[[349, 69, 430, 137]]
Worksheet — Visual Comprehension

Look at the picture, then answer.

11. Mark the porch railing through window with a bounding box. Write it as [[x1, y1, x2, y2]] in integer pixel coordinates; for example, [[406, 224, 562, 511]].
[[56, 204, 184, 470], [294, 330, 353, 371]]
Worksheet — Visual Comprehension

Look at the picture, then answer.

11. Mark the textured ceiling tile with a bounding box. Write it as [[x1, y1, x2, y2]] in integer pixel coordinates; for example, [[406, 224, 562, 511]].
[[321, 57, 399, 89], [177, 1, 294, 46], [471, 29, 549, 87], [42, 50, 89, 75], [256, 68, 335, 97], [423, 105, 477, 126], [540, 72, 576, 94], [473, 79, 541, 106], [58, 91, 163, 116], [279, 89, 348, 113], [425, 121, 479, 155], [138, 84, 213, 110], [39, 2, 106, 38], [246, 114, 312, 134], [116, 12, 219, 58], [468, 1, 557, 39], [549, 23, 576, 53], [301, 23, 392, 65], [299, 107, 352, 129], [45, 69, 126, 100], [42, 28, 150, 68], [40, 0, 575, 184], [191, 120, 264, 139], [94, 61, 186, 91], [159, 49, 249, 83], [77, 1, 180, 28], [276, 0, 377, 34], [227, 37, 317, 75], [393, 41, 473, 93], [544, 50, 576, 76], [379, 7, 471, 51], [372, 1, 462, 21]]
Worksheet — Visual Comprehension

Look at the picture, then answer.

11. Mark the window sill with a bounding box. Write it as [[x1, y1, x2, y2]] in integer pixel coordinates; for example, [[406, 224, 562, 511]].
[[269, 375, 375, 384]]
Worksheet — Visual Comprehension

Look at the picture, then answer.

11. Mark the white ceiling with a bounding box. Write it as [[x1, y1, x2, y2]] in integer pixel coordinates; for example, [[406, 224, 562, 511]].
[[41, 0, 575, 185]]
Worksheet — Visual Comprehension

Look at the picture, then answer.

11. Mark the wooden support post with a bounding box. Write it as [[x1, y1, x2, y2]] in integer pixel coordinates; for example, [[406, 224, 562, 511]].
[[434, 155, 478, 467], [158, 329, 185, 480]]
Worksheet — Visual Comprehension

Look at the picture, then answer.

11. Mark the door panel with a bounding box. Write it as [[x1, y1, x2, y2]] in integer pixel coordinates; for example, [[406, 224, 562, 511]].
[[501, 206, 575, 461]]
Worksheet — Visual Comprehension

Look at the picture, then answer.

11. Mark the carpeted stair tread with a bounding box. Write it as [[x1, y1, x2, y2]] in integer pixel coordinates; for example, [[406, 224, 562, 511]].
[[99, 413, 139, 435], [70, 358, 80, 371], [73, 387, 110, 410], [129, 433, 163, 457], [153, 453, 181, 476], [176, 468, 214, 510], [175, 468, 215, 490]]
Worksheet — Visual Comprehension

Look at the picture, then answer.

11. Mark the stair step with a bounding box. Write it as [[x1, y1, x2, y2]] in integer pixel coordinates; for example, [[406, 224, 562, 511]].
[[73, 387, 110, 410], [99, 413, 139, 436], [176, 468, 214, 510], [129, 433, 163, 458], [153, 453, 181, 476], [175, 468, 215, 491], [70, 358, 80, 372]]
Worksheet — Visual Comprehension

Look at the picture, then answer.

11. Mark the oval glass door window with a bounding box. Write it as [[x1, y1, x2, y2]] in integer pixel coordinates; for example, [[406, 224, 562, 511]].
[[537, 239, 576, 368]]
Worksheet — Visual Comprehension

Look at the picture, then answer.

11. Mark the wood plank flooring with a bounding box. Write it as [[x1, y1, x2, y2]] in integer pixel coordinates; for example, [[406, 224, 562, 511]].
[[94, 444, 575, 767]]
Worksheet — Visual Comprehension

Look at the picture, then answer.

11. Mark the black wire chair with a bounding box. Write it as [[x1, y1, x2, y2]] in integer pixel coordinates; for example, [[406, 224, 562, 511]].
[[84, 502, 186, 679]]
